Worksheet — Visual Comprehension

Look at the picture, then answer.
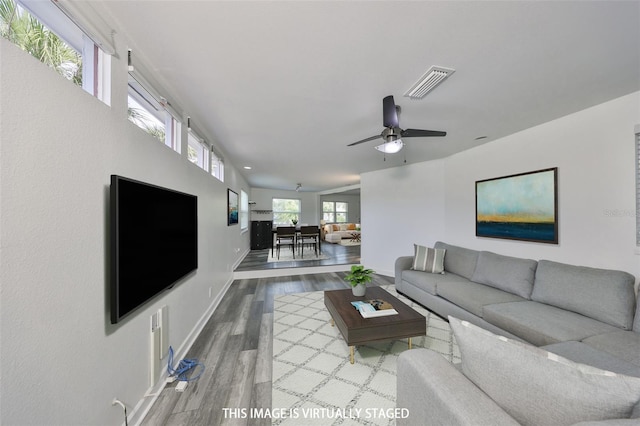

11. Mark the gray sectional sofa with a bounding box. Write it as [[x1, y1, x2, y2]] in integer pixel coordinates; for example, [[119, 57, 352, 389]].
[[395, 241, 640, 425]]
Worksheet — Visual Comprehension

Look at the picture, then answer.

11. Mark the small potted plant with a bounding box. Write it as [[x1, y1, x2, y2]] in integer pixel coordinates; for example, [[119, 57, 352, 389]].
[[344, 265, 374, 296], [291, 217, 298, 226]]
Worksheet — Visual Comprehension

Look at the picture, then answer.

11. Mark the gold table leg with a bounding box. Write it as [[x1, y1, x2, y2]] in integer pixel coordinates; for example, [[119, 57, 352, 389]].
[[408, 337, 412, 349], [350, 346, 355, 364], [330, 318, 334, 327]]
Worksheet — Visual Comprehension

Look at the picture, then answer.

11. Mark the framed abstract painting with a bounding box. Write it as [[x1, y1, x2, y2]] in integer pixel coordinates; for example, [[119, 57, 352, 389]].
[[476, 168, 558, 244], [227, 189, 238, 226]]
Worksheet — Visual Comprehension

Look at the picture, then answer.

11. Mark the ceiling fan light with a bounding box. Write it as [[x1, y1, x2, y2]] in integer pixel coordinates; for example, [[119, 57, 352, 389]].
[[375, 140, 404, 154]]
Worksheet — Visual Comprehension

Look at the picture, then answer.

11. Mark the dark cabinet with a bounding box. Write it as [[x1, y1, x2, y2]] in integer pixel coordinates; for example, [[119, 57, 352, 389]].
[[251, 221, 273, 250]]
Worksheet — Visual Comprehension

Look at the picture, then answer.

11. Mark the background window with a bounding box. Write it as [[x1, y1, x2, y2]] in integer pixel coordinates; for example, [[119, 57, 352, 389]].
[[323, 201, 348, 223], [240, 190, 249, 231], [273, 198, 301, 226]]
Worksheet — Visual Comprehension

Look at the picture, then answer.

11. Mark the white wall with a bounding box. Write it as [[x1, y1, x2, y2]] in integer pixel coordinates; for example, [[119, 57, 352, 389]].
[[361, 160, 446, 276], [0, 38, 249, 425], [362, 92, 640, 284]]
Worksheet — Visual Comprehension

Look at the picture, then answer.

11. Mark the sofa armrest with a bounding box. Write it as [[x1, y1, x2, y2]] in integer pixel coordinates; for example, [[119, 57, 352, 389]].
[[395, 256, 413, 288], [397, 349, 519, 426]]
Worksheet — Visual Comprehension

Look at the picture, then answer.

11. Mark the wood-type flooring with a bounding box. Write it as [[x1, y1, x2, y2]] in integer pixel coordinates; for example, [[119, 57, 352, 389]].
[[141, 243, 377, 425]]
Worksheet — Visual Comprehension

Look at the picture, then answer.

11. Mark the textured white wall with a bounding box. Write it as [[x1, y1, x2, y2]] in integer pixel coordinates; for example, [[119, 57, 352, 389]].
[[361, 160, 446, 276], [444, 92, 639, 278], [0, 38, 249, 425], [362, 92, 640, 285]]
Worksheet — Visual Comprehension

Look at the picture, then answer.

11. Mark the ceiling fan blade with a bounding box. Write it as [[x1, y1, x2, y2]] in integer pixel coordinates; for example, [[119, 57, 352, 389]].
[[402, 128, 447, 138], [347, 134, 381, 147], [383, 95, 399, 128]]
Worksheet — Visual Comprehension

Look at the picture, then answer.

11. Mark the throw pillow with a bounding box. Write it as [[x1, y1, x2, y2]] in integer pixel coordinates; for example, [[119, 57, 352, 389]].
[[347, 223, 356, 230], [411, 244, 445, 274], [449, 316, 640, 425]]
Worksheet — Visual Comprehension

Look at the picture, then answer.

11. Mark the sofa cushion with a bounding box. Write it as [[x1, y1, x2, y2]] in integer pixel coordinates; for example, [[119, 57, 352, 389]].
[[471, 251, 537, 298], [582, 331, 640, 368], [436, 280, 526, 318], [482, 301, 620, 346], [401, 270, 439, 295], [543, 341, 640, 378], [434, 241, 479, 280], [449, 316, 640, 426], [401, 270, 470, 296], [411, 244, 445, 273], [531, 260, 636, 330]]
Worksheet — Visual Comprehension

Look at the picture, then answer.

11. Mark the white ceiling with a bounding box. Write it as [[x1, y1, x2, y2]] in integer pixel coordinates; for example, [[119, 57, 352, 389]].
[[90, 1, 638, 192]]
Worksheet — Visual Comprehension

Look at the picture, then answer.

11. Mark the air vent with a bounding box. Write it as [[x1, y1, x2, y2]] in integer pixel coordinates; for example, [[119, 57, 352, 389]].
[[404, 66, 455, 99]]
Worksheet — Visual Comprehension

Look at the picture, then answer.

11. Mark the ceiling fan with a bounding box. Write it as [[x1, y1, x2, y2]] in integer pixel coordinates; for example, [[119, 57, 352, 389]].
[[347, 95, 446, 153]]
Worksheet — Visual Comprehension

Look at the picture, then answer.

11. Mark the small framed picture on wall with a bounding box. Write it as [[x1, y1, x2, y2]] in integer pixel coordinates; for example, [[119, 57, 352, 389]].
[[228, 189, 238, 226]]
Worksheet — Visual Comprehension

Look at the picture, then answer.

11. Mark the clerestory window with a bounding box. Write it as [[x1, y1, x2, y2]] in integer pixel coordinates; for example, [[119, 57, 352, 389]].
[[2, 0, 110, 104]]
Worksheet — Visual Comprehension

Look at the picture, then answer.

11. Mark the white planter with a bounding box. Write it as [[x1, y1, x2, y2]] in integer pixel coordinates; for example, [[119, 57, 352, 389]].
[[352, 283, 366, 297]]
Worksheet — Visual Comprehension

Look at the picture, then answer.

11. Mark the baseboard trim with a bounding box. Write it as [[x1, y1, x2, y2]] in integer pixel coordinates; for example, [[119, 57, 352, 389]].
[[128, 276, 235, 426]]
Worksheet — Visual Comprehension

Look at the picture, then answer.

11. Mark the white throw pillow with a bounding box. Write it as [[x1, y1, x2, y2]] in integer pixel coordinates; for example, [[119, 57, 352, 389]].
[[449, 316, 640, 425]]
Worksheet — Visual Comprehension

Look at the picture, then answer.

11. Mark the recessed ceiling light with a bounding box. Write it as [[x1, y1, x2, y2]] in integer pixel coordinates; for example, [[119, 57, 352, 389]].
[[244, 166, 252, 170]]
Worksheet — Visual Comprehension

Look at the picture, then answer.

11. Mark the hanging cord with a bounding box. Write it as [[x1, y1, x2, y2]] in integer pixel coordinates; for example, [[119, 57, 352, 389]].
[[167, 346, 205, 382], [112, 399, 128, 426]]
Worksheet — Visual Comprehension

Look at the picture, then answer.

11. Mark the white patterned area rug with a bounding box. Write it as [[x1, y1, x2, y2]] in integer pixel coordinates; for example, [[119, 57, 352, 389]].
[[272, 285, 460, 426]]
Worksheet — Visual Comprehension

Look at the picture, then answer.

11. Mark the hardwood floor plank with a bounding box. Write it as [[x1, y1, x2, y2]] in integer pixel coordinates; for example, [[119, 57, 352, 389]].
[[220, 349, 258, 426], [254, 312, 273, 385], [250, 382, 272, 426], [187, 334, 245, 425], [140, 386, 183, 425], [242, 300, 264, 351], [231, 294, 254, 336], [175, 322, 234, 414]]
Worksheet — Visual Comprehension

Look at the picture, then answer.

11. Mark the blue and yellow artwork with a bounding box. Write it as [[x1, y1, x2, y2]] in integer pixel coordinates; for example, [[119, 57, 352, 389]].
[[476, 168, 558, 244]]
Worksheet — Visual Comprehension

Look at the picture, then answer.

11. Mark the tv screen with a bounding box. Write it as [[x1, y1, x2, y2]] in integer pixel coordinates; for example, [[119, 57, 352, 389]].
[[110, 175, 198, 324]]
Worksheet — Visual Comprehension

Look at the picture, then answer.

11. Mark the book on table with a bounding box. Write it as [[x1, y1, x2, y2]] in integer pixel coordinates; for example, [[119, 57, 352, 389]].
[[351, 299, 399, 318]]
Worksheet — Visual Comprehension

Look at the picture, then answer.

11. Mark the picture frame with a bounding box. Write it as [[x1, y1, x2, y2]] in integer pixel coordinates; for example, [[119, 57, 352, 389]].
[[476, 167, 558, 244], [227, 189, 238, 226]]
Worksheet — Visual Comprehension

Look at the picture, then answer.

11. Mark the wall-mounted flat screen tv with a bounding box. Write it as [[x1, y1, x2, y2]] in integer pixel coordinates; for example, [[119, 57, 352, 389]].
[[110, 175, 198, 324]]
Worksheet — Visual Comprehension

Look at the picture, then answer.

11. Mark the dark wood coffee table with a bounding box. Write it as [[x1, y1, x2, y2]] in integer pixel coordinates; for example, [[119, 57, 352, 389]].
[[324, 286, 426, 364]]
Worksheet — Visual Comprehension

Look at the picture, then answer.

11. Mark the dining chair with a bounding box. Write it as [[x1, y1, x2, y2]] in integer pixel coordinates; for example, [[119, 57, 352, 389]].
[[275, 226, 296, 259], [298, 226, 320, 258]]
